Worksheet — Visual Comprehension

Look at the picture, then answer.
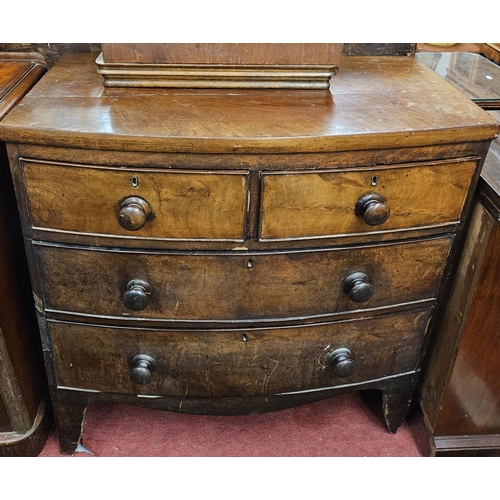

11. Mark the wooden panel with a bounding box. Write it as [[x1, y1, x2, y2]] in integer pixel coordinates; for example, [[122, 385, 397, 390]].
[[100, 43, 344, 65], [419, 202, 495, 427], [260, 160, 477, 240], [434, 219, 500, 435], [34, 237, 451, 323], [50, 309, 430, 397], [23, 160, 249, 241]]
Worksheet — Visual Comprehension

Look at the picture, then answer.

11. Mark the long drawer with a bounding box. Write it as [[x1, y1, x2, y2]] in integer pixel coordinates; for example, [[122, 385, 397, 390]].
[[50, 308, 431, 397], [34, 237, 451, 323]]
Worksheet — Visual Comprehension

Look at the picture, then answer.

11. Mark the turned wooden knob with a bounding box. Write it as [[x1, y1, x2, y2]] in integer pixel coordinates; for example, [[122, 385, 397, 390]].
[[355, 192, 390, 226], [328, 348, 356, 378], [118, 196, 152, 231], [130, 354, 156, 385], [122, 279, 152, 311], [343, 272, 374, 303]]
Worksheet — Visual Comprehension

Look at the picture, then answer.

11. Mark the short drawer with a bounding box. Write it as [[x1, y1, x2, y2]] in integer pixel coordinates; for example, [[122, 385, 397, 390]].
[[260, 160, 477, 240], [22, 159, 249, 241], [34, 237, 451, 323], [50, 308, 431, 397]]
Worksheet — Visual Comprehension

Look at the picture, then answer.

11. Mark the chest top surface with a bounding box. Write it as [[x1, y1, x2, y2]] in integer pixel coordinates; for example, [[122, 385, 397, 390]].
[[0, 53, 497, 153]]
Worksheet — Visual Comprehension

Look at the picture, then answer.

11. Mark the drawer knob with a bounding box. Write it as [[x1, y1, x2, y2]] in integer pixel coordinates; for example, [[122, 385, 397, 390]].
[[130, 354, 156, 385], [355, 192, 390, 226], [328, 348, 356, 378], [122, 279, 152, 311], [118, 196, 152, 231], [343, 272, 374, 303]]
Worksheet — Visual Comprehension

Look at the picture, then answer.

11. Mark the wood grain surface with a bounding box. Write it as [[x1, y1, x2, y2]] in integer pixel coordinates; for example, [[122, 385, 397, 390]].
[[0, 54, 496, 153], [33, 237, 451, 324], [100, 43, 344, 65], [50, 309, 430, 397], [260, 160, 477, 240], [23, 160, 249, 241]]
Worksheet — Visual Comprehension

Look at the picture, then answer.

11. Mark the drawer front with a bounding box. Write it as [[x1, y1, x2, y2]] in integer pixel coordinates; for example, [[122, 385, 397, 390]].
[[260, 160, 477, 240], [35, 237, 451, 322], [22, 160, 249, 240], [50, 309, 431, 397]]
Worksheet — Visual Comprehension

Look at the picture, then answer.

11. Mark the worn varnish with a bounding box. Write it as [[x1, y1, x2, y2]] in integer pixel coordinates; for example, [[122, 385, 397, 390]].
[[0, 52, 497, 455], [33, 237, 451, 324], [50, 309, 430, 397], [0, 54, 496, 152]]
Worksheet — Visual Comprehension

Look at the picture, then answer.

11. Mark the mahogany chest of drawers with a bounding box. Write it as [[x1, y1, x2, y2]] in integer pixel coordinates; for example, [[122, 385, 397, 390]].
[[0, 53, 497, 455]]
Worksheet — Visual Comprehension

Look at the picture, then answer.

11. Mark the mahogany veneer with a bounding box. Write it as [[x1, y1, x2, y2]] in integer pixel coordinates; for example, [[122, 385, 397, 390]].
[[0, 53, 497, 455]]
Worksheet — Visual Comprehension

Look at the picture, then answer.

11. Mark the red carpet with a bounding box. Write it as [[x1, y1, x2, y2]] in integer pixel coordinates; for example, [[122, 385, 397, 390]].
[[39, 391, 431, 457]]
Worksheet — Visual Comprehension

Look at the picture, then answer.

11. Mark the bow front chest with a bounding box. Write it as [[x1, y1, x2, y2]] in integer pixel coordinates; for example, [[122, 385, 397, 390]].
[[0, 53, 497, 454]]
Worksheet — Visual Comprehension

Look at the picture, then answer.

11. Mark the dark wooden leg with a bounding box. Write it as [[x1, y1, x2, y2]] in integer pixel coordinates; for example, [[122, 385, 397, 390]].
[[53, 402, 87, 455], [381, 377, 417, 434]]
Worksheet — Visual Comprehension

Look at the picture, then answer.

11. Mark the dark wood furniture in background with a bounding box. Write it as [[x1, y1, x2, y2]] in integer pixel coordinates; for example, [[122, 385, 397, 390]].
[[0, 43, 416, 68], [420, 114, 500, 456], [0, 52, 49, 456], [0, 51, 497, 455], [417, 51, 500, 456]]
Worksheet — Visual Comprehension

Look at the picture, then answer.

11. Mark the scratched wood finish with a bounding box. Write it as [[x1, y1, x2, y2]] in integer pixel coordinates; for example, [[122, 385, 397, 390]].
[[260, 160, 477, 240], [100, 43, 344, 65], [0, 54, 497, 153], [23, 160, 248, 240], [50, 309, 430, 397], [0, 53, 496, 453], [34, 237, 451, 323]]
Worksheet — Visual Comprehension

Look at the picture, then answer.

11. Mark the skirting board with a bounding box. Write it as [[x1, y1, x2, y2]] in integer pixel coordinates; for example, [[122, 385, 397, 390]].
[[432, 434, 500, 457]]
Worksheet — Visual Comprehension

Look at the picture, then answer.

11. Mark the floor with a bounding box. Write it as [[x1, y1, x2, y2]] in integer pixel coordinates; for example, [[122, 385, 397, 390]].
[[38, 391, 431, 457]]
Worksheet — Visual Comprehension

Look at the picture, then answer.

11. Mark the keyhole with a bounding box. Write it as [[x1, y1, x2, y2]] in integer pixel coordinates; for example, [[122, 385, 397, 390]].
[[370, 175, 379, 187], [130, 176, 140, 188], [242, 334, 248, 342], [246, 260, 253, 269]]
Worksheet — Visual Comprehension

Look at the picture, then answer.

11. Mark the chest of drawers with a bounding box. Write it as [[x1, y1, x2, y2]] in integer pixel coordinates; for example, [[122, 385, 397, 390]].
[[0, 53, 497, 455]]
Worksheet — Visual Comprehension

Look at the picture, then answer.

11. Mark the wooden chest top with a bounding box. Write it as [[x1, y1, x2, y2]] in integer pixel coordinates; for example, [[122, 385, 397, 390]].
[[0, 53, 497, 153]]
